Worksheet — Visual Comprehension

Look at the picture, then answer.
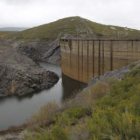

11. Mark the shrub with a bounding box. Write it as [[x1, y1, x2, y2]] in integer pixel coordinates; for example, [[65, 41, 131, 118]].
[[28, 102, 59, 129], [24, 126, 70, 140], [55, 107, 90, 127], [89, 81, 109, 100]]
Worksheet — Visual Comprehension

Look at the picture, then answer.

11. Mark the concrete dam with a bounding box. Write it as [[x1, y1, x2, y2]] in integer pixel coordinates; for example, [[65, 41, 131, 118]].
[[60, 38, 140, 83]]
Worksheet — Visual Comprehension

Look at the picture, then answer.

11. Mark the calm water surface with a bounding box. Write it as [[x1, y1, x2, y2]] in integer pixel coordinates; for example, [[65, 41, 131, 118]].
[[0, 63, 85, 130]]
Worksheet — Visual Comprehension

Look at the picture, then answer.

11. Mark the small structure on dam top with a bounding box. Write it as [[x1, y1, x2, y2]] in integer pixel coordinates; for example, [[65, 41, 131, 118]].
[[60, 38, 140, 84]]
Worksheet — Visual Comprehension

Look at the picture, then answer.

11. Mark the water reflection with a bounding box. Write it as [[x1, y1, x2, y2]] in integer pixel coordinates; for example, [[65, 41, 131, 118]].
[[62, 74, 86, 100], [0, 63, 86, 130]]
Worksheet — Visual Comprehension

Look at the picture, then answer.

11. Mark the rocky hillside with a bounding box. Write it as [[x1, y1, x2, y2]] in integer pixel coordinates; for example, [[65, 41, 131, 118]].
[[12, 16, 140, 65], [0, 39, 59, 96]]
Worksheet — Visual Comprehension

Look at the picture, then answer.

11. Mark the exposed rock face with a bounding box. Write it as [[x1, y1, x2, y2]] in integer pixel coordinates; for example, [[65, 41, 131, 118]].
[[88, 65, 130, 87], [18, 39, 61, 65], [0, 65, 59, 96], [0, 39, 59, 96]]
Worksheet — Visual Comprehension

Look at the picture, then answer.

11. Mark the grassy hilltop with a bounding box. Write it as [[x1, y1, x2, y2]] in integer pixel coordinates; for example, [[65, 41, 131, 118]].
[[13, 16, 140, 40]]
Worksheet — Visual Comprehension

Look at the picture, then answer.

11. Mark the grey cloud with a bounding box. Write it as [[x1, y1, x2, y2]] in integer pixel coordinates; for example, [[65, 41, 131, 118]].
[[0, 0, 140, 30], [3, 0, 32, 5]]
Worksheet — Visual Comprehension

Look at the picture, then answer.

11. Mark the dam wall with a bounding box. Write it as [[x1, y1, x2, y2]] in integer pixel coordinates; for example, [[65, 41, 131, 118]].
[[60, 39, 140, 83]]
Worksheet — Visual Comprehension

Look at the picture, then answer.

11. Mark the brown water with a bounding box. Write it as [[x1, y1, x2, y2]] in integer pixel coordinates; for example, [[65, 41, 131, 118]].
[[0, 63, 85, 130]]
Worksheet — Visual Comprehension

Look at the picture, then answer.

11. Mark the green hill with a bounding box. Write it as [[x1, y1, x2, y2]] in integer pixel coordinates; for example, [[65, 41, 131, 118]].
[[15, 16, 140, 40]]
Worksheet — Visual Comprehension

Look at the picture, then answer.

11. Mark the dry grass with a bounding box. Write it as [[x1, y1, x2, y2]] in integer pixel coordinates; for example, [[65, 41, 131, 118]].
[[73, 78, 116, 108], [89, 81, 109, 99], [70, 120, 90, 140], [28, 102, 59, 130]]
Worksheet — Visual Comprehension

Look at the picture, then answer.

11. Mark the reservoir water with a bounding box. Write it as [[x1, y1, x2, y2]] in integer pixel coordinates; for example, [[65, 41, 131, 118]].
[[0, 63, 85, 130]]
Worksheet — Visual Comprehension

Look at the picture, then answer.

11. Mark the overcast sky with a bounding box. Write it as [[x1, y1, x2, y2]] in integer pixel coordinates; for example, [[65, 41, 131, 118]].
[[0, 0, 139, 30]]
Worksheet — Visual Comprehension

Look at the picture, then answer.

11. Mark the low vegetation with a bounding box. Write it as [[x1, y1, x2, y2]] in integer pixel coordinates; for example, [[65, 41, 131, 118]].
[[23, 65, 140, 140], [13, 16, 140, 40], [0, 31, 14, 39]]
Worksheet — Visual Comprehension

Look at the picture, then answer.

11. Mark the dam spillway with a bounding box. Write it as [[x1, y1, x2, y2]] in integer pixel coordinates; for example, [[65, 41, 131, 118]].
[[60, 38, 140, 83]]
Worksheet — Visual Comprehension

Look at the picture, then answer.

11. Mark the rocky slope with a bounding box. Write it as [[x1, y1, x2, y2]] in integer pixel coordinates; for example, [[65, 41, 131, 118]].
[[17, 39, 60, 65], [0, 39, 59, 96]]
